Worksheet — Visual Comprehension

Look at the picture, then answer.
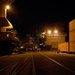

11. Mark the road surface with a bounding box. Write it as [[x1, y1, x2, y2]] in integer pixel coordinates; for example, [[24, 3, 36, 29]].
[[0, 51, 75, 75]]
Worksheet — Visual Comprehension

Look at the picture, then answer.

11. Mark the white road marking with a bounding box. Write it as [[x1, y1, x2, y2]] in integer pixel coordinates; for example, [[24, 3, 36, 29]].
[[31, 52, 36, 75], [40, 53, 75, 74]]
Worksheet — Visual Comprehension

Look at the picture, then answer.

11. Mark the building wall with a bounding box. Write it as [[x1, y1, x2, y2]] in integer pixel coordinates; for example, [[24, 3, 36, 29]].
[[69, 19, 75, 52], [0, 5, 5, 17], [58, 42, 68, 52], [0, 32, 17, 40], [0, 20, 19, 41], [69, 42, 75, 52], [46, 33, 66, 49]]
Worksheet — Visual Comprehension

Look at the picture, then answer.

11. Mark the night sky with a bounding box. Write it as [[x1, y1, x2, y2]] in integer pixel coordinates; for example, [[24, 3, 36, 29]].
[[7, 0, 75, 39]]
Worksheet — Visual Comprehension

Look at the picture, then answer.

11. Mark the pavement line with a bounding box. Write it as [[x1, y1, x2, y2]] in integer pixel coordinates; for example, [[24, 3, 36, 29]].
[[31, 52, 36, 75], [41, 53, 75, 74], [0, 64, 13, 72], [11, 58, 31, 75]]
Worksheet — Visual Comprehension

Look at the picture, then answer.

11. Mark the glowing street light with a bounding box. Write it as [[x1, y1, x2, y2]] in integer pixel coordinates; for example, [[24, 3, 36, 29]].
[[6, 5, 10, 9], [47, 30, 51, 34], [54, 27, 58, 34], [54, 30, 58, 33], [5, 5, 10, 18]]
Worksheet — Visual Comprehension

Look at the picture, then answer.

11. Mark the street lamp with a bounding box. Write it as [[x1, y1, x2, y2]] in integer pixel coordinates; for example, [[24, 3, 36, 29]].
[[5, 5, 10, 18], [6, 5, 10, 9], [54, 30, 58, 34], [47, 30, 51, 34], [54, 27, 58, 34]]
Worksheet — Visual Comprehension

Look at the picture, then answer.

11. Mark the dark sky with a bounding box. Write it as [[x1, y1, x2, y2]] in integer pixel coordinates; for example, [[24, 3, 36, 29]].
[[7, 0, 75, 39]]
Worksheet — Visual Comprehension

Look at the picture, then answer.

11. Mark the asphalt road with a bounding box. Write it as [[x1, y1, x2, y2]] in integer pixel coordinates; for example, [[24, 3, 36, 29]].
[[0, 51, 75, 75]]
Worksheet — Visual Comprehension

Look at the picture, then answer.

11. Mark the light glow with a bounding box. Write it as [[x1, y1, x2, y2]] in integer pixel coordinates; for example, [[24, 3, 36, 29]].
[[47, 30, 51, 34], [54, 30, 58, 33], [6, 5, 10, 9]]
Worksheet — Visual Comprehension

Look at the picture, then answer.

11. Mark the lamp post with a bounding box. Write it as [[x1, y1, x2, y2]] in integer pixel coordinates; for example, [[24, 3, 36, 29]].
[[0, 0, 15, 17], [5, 5, 10, 18]]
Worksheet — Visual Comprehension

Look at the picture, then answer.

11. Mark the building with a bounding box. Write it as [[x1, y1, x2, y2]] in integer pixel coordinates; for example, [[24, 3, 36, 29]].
[[0, 0, 20, 55], [69, 19, 75, 53], [45, 32, 66, 50], [0, 17, 19, 42], [0, 0, 19, 42]]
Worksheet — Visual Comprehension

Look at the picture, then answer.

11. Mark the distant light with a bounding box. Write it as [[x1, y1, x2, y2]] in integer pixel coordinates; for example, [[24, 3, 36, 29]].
[[42, 32, 45, 35], [20, 46, 24, 49], [6, 5, 10, 9], [47, 30, 51, 34], [7, 34, 10, 37], [54, 30, 58, 33]]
